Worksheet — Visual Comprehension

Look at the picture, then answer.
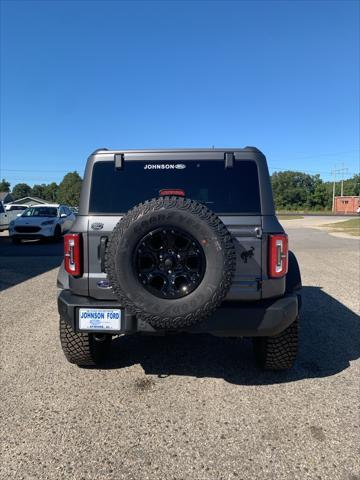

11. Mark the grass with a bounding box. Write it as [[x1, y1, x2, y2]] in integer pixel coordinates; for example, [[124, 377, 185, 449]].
[[278, 215, 304, 220], [323, 218, 360, 237]]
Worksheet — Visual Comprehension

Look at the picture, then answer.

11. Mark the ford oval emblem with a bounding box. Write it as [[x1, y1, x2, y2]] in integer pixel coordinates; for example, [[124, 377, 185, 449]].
[[175, 164, 186, 170], [97, 280, 110, 289], [91, 222, 104, 231]]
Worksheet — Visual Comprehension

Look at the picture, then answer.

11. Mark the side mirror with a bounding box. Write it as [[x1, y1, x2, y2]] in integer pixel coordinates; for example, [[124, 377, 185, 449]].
[[61, 213, 67, 218]]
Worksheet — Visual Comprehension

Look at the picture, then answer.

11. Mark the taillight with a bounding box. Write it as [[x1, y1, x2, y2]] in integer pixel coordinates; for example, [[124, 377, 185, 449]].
[[64, 234, 82, 276], [269, 234, 288, 278]]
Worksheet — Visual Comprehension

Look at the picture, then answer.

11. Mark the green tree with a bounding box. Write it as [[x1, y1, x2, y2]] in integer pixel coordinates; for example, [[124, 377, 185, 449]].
[[271, 171, 332, 211], [272, 171, 310, 210], [57, 172, 82, 206], [43, 182, 59, 203], [31, 184, 46, 199], [311, 182, 329, 209], [343, 174, 360, 196], [323, 174, 360, 208], [12, 183, 32, 200], [0, 178, 10, 192]]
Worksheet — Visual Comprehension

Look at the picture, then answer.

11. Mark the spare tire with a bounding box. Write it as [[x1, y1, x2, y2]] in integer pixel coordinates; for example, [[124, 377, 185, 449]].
[[105, 196, 236, 329]]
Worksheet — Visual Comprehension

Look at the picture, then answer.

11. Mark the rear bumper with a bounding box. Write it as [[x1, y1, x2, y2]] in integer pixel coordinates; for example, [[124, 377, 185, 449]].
[[58, 290, 300, 337]]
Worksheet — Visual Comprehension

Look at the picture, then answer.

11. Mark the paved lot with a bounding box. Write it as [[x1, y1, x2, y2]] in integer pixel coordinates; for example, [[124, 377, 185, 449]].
[[1, 220, 359, 480]]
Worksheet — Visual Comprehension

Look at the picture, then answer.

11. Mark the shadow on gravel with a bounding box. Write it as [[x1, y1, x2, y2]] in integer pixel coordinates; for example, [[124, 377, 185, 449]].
[[0, 236, 63, 291], [105, 286, 360, 384]]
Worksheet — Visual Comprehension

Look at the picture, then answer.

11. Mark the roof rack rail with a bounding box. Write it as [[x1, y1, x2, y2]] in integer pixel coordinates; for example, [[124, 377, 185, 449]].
[[224, 152, 234, 169], [90, 147, 109, 155]]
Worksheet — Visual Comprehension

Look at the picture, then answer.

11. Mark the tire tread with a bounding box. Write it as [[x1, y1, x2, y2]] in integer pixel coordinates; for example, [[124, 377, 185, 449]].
[[59, 316, 111, 366], [253, 319, 298, 370], [105, 196, 236, 329]]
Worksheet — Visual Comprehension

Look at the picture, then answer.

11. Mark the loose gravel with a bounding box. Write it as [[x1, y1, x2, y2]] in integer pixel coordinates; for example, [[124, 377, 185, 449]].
[[1, 223, 359, 480]]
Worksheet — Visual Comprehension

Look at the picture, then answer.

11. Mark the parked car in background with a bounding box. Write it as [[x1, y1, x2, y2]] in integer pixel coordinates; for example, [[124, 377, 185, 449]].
[[69, 206, 79, 215], [9, 204, 76, 243], [0, 201, 8, 231], [0, 203, 29, 231], [5, 204, 28, 212]]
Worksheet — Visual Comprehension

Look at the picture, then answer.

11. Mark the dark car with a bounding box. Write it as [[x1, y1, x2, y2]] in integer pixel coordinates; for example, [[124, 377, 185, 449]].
[[57, 148, 301, 369]]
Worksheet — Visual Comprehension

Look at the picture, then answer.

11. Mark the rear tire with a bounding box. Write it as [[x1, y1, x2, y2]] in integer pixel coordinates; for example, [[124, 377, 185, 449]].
[[253, 318, 298, 370], [59, 316, 112, 366]]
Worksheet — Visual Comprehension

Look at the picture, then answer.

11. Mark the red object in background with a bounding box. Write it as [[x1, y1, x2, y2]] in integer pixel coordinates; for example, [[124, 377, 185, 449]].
[[159, 189, 185, 197], [334, 196, 360, 214]]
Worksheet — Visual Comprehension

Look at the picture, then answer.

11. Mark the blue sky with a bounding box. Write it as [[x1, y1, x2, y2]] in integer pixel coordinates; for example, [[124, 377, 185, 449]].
[[1, 0, 359, 187]]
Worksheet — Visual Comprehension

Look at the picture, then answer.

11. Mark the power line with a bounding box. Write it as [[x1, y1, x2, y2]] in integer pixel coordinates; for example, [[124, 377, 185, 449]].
[[1, 148, 359, 174], [269, 149, 359, 160], [269, 167, 358, 176], [3, 166, 359, 176], [1, 168, 69, 173], [331, 165, 350, 212]]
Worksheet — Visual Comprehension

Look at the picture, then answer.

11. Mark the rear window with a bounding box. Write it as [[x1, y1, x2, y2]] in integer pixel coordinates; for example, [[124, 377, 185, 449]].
[[89, 160, 261, 214]]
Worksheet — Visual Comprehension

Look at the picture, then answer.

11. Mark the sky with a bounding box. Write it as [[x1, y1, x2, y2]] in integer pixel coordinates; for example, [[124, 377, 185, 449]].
[[0, 0, 359, 188]]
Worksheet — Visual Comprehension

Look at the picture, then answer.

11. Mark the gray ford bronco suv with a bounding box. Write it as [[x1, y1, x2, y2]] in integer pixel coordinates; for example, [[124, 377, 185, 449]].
[[57, 148, 302, 370]]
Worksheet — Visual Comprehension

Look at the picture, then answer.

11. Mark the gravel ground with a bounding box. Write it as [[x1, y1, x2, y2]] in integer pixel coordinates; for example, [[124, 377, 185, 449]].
[[1, 221, 359, 480]]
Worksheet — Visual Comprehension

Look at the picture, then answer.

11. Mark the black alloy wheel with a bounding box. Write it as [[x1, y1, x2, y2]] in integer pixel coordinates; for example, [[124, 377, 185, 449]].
[[134, 227, 206, 299]]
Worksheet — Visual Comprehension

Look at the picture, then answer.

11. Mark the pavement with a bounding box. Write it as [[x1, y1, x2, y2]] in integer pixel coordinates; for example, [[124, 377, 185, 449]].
[[0, 218, 359, 480], [280, 214, 358, 232]]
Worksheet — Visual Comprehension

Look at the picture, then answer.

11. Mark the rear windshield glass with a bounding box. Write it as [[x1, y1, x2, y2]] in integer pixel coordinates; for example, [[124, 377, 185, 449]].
[[89, 160, 261, 214]]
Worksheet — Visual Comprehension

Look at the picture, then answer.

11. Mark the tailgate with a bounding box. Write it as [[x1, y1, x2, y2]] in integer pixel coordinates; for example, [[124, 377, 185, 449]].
[[222, 216, 262, 301], [88, 215, 122, 300], [87, 215, 262, 301]]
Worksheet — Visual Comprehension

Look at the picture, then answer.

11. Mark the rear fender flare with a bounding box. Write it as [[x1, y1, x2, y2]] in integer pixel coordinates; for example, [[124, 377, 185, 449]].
[[286, 251, 302, 293]]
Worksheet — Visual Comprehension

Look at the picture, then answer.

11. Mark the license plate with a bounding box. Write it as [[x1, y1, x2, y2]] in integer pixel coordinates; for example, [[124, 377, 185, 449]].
[[78, 308, 121, 331]]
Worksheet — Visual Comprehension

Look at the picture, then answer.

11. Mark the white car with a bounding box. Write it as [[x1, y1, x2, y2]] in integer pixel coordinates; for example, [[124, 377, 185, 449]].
[[5, 204, 28, 212], [9, 204, 76, 243], [0, 202, 26, 231], [0, 201, 8, 231]]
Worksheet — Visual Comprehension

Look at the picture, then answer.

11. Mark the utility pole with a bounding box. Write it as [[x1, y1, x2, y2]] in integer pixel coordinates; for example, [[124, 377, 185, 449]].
[[340, 163, 349, 196], [332, 168, 336, 213], [332, 165, 348, 213]]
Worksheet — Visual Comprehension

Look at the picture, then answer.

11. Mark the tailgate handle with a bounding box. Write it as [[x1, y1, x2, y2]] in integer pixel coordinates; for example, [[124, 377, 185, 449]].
[[99, 236, 108, 272]]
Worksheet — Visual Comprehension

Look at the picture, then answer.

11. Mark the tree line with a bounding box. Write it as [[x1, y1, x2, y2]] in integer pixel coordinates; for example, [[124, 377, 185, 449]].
[[271, 171, 359, 211], [0, 170, 359, 211], [0, 172, 82, 207]]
